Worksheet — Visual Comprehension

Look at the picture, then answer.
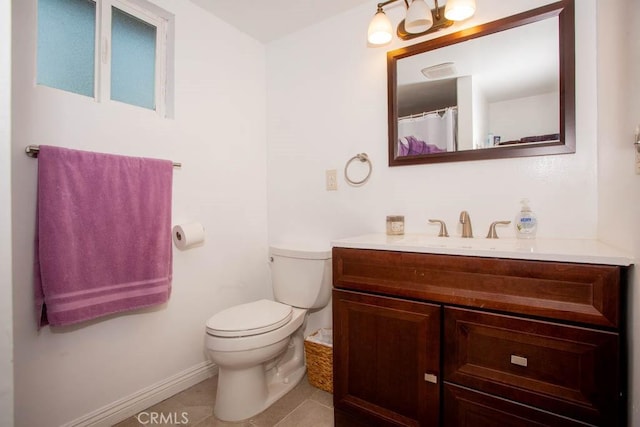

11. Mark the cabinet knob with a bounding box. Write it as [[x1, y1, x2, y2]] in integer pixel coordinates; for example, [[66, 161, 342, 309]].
[[510, 354, 528, 367], [424, 373, 438, 384]]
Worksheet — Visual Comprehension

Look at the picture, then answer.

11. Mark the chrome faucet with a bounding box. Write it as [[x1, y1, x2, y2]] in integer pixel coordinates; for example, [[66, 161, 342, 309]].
[[459, 211, 473, 238]]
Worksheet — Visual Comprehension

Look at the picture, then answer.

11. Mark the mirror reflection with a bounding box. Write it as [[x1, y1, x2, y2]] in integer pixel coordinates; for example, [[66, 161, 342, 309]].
[[387, 1, 575, 166], [397, 18, 559, 156]]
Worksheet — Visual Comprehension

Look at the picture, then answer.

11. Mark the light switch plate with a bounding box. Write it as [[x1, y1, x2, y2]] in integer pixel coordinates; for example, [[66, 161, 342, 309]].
[[326, 169, 337, 191]]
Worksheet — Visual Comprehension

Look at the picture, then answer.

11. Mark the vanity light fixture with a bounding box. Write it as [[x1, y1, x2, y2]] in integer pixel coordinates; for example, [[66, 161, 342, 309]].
[[367, 0, 476, 45]]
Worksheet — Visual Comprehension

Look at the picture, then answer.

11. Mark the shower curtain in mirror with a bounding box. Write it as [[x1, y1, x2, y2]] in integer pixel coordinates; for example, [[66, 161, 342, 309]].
[[397, 107, 457, 156]]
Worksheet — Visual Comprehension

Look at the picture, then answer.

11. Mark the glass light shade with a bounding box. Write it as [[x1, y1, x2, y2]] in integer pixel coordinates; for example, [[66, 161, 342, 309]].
[[405, 0, 433, 34], [444, 0, 476, 21], [367, 10, 393, 45]]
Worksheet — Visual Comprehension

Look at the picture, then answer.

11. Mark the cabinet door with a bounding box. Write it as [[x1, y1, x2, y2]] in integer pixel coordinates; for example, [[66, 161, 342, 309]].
[[333, 289, 441, 427]]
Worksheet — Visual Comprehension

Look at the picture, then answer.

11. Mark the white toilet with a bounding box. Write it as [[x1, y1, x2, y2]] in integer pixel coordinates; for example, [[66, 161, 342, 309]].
[[204, 245, 332, 422]]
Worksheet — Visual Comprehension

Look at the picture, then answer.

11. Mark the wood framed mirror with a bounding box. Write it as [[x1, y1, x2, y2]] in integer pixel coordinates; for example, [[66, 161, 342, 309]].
[[387, 0, 575, 166]]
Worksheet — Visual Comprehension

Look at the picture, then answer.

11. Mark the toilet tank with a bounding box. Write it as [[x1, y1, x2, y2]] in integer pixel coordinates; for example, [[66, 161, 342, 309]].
[[269, 245, 332, 309]]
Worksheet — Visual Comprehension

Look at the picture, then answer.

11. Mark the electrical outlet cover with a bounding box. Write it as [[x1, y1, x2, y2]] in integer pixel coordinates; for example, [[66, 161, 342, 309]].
[[326, 169, 337, 190]]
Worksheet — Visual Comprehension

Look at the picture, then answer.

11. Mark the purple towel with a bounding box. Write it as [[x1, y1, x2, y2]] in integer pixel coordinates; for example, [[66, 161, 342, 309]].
[[34, 145, 173, 328]]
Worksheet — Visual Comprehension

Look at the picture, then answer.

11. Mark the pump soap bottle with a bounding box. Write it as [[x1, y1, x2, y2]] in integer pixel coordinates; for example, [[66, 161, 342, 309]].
[[515, 199, 537, 239]]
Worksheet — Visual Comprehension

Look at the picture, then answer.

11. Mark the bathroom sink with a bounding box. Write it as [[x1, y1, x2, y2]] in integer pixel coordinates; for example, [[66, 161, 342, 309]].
[[331, 234, 632, 266]]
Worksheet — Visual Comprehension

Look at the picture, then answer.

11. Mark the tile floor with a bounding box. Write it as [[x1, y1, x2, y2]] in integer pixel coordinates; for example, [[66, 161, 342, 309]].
[[114, 375, 334, 426]]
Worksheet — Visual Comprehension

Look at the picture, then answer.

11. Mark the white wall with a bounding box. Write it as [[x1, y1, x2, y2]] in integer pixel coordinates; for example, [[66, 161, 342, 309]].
[[11, 1, 270, 426], [489, 92, 559, 142], [266, 0, 597, 245], [1, 0, 14, 425], [596, 0, 640, 425], [456, 75, 474, 150], [471, 76, 488, 149]]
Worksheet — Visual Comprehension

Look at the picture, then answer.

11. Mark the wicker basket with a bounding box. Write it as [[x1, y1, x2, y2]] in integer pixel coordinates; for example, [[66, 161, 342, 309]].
[[304, 328, 333, 393]]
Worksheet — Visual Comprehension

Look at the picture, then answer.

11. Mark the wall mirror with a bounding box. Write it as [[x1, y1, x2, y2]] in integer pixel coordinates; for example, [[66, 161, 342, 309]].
[[387, 1, 575, 166]]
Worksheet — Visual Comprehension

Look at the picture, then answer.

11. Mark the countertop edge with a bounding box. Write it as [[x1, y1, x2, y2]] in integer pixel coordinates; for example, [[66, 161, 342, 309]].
[[331, 235, 634, 267]]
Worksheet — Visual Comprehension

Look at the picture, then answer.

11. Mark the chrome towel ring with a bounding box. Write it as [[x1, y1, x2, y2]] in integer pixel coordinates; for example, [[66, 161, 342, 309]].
[[344, 153, 372, 186]]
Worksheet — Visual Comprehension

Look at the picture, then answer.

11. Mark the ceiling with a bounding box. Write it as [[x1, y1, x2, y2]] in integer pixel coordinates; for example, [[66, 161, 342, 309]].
[[189, 0, 373, 43]]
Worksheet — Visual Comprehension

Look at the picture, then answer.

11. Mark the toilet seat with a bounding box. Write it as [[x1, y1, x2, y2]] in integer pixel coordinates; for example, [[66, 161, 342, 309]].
[[206, 299, 293, 338]]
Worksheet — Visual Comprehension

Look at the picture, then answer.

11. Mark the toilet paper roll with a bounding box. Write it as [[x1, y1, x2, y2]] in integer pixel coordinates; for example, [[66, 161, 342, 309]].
[[172, 223, 205, 249]]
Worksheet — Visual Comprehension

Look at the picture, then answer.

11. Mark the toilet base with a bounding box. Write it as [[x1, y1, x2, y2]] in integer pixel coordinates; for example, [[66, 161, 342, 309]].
[[212, 328, 307, 422], [263, 362, 306, 412]]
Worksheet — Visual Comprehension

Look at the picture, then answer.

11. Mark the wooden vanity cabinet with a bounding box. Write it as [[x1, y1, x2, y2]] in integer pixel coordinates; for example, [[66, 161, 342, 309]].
[[332, 247, 626, 427]]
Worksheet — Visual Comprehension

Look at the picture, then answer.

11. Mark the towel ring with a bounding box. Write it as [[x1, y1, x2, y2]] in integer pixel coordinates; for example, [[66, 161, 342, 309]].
[[344, 153, 372, 186]]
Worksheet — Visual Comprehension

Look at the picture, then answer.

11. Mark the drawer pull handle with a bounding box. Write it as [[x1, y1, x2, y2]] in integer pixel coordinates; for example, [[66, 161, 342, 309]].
[[424, 373, 438, 384], [510, 355, 528, 367]]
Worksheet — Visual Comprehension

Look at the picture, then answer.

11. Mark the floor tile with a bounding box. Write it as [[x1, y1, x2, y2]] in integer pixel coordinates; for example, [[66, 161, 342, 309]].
[[112, 416, 142, 427], [176, 376, 218, 407], [273, 400, 334, 427], [193, 415, 254, 427], [310, 389, 333, 408], [249, 378, 317, 427], [113, 374, 334, 427]]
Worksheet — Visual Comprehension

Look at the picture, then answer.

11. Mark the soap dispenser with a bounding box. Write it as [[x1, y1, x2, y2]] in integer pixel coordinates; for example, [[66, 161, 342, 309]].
[[515, 199, 537, 239]]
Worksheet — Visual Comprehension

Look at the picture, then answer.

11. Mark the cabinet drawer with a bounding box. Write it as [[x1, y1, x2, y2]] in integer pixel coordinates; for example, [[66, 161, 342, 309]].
[[443, 383, 589, 427], [444, 307, 619, 426], [333, 248, 622, 327]]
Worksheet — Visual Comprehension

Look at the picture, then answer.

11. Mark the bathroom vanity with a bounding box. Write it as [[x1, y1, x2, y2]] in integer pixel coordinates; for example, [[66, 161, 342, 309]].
[[331, 235, 632, 427]]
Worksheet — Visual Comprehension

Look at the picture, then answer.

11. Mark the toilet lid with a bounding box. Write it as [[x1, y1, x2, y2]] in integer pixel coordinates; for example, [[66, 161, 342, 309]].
[[206, 299, 293, 338]]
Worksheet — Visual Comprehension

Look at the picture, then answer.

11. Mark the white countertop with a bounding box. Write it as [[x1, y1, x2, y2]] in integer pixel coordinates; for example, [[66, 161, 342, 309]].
[[331, 234, 634, 266]]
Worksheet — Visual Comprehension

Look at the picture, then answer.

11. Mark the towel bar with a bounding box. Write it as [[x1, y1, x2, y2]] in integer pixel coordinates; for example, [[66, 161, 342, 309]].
[[25, 145, 182, 168]]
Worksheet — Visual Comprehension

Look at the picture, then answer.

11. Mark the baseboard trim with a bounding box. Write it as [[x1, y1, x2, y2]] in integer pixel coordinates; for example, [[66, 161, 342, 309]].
[[62, 361, 218, 427]]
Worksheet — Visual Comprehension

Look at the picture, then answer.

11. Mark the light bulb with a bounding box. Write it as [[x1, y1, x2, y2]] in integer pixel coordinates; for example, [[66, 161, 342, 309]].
[[367, 10, 393, 44], [444, 0, 476, 21]]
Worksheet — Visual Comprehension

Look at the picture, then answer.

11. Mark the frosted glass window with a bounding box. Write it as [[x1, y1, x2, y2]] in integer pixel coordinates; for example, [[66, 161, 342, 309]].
[[35, 0, 170, 114], [37, 0, 96, 97], [111, 7, 157, 110]]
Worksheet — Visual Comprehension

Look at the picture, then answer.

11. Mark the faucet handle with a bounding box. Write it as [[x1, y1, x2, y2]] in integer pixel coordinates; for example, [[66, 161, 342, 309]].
[[428, 219, 449, 237], [486, 221, 511, 239]]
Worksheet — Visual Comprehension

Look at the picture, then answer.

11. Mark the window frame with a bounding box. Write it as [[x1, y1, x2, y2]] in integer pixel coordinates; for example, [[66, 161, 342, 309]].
[[97, 0, 167, 116], [38, 0, 169, 116]]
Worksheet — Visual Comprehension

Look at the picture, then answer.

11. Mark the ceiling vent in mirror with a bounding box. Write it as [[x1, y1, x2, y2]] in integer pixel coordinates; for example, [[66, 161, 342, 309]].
[[421, 62, 457, 79]]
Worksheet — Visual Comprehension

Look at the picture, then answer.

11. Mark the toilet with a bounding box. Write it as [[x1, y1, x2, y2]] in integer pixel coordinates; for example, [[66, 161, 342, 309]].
[[204, 245, 332, 422]]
